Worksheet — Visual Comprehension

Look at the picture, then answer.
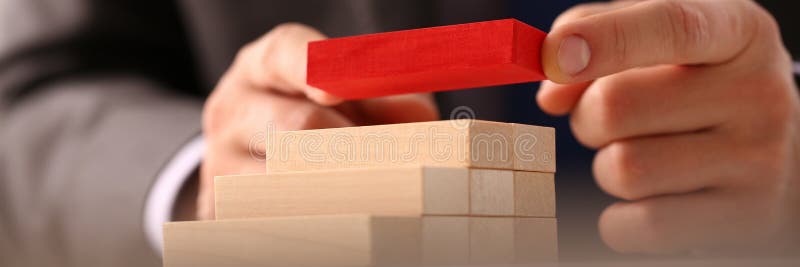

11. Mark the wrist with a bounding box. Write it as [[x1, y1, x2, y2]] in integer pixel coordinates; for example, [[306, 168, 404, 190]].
[[172, 170, 199, 221]]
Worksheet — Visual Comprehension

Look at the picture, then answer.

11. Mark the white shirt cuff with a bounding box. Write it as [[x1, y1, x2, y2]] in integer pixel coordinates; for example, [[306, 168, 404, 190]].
[[143, 135, 205, 256]]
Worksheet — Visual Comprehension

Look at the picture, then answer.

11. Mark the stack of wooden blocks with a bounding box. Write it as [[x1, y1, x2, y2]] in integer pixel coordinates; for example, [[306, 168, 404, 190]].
[[163, 120, 557, 267]]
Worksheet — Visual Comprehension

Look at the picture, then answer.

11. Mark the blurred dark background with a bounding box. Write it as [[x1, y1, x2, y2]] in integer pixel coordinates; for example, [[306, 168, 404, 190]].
[[0, 0, 797, 265]]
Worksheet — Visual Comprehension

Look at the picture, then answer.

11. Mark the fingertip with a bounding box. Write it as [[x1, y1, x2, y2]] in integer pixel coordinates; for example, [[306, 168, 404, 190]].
[[307, 87, 344, 106], [535, 80, 591, 116], [542, 32, 592, 84], [536, 82, 565, 116], [541, 34, 567, 82], [356, 94, 440, 124]]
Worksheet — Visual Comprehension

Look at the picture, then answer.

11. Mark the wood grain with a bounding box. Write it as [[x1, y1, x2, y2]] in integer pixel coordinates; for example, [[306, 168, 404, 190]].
[[469, 170, 556, 217], [469, 169, 515, 216], [514, 171, 556, 217]]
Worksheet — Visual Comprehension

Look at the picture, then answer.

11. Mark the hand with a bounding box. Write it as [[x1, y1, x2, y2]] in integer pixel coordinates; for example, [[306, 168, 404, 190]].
[[196, 23, 439, 220], [538, 0, 800, 254]]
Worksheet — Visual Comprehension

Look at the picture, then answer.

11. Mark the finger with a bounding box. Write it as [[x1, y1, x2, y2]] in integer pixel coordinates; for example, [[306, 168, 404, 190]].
[[355, 94, 439, 124], [599, 189, 779, 254], [538, 0, 636, 116], [569, 64, 755, 148], [593, 131, 750, 201], [234, 91, 355, 152], [236, 23, 342, 105], [335, 94, 439, 126], [334, 94, 439, 126], [198, 148, 268, 219], [536, 80, 592, 115], [543, 0, 762, 83]]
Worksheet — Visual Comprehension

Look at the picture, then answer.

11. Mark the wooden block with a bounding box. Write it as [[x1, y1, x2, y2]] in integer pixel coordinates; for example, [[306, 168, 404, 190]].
[[514, 171, 556, 217], [307, 19, 547, 99], [469, 217, 559, 264], [217, 167, 555, 220], [469, 170, 556, 217], [470, 169, 515, 216], [214, 167, 470, 220], [163, 215, 420, 267], [266, 120, 555, 173], [163, 215, 557, 267], [512, 123, 556, 173], [422, 167, 470, 215]]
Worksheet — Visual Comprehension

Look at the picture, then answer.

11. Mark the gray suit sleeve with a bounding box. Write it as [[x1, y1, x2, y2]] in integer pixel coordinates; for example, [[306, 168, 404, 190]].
[[0, 1, 203, 267]]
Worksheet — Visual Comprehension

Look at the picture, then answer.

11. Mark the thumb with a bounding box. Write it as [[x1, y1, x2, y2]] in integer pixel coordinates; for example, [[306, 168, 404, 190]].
[[542, 0, 759, 83]]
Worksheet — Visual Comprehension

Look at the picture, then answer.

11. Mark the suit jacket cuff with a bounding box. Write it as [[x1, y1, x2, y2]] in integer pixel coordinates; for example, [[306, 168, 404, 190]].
[[143, 135, 205, 256]]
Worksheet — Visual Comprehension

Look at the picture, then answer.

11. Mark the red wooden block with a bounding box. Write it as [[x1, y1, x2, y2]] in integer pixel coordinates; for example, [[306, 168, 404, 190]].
[[307, 19, 547, 99]]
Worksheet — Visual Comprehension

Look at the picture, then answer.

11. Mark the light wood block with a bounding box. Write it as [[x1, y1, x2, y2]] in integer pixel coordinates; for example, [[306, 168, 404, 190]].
[[217, 167, 556, 219], [515, 171, 556, 217], [163, 215, 419, 267], [512, 123, 556, 173], [214, 167, 470, 220], [265, 120, 555, 173], [470, 169, 515, 216], [470, 170, 556, 217], [163, 215, 558, 267]]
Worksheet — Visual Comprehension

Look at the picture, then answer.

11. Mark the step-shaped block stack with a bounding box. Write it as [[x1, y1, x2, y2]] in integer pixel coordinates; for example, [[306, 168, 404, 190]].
[[164, 120, 557, 267]]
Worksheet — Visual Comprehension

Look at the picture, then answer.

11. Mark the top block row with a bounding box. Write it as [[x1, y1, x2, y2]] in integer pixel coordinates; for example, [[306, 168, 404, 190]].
[[264, 120, 555, 173]]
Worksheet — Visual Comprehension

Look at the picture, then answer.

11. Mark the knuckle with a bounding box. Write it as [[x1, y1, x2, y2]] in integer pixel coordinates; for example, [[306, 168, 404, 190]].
[[233, 42, 255, 65], [203, 92, 253, 150], [737, 75, 796, 148], [762, 90, 795, 129], [610, 17, 631, 66], [202, 90, 227, 136], [750, 141, 791, 183], [281, 104, 329, 131], [555, 3, 605, 25], [747, 0, 781, 41], [595, 142, 647, 200], [584, 80, 630, 144], [258, 22, 320, 88], [730, 86, 796, 188], [233, 38, 275, 87], [270, 22, 312, 38], [659, 0, 709, 61], [249, 23, 313, 85], [569, 110, 602, 148]]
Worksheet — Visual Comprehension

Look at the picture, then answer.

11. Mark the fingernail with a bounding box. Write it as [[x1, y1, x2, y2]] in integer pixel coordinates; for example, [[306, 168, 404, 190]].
[[558, 35, 591, 76]]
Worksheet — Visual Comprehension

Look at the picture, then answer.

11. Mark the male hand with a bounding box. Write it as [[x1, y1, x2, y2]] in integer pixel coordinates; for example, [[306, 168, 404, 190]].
[[197, 23, 438, 220], [538, 0, 800, 254]]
